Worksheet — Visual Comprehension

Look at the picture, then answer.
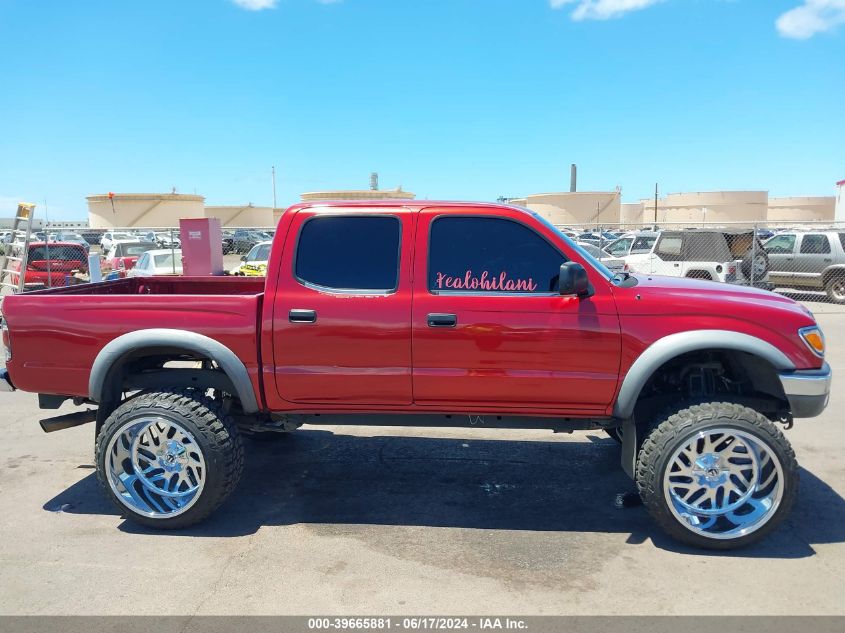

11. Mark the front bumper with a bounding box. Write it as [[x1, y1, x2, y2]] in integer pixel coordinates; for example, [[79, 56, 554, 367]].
[[779, 362, 831, 418], [0, 368, 14, 392]]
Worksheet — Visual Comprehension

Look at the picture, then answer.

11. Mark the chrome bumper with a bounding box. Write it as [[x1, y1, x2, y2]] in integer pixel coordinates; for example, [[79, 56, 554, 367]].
[[779, 362, 831, 418], [0, 368, 14, 392]]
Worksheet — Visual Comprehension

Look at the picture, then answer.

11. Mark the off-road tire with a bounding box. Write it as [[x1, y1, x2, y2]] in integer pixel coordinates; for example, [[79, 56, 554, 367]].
[[636, 401, 798, 550], [95, 389, 244, 529]]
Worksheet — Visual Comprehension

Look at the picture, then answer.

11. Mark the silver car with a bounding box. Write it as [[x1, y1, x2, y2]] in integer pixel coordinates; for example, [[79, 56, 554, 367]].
[[577, 242, 628, 273]]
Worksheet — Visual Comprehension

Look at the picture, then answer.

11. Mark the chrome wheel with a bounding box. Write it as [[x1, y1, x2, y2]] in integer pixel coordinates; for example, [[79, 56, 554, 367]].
[[105, 417, 206, 519], [827, 278, 845, 302], [663, 428, 784, 540]]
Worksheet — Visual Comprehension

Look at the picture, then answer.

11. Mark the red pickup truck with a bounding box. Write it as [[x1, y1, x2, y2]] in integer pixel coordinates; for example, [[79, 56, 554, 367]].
[[0, 201, 832, 549]]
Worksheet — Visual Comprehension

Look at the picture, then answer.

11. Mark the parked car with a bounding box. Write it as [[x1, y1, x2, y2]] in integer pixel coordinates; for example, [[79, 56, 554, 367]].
[[232, 229, 266, 254], [6, 242, 89, 290], [575, 241, 628, 273], [764, 231, 845, 302], [221, 232, 235, 255], [0, 201, 830, 550], [625, 229, 769, 285], [231, 241, 271, 276], [101, 240, 157, 274], [154, 231, 181, 249], [100, 232, 136, 253], [49, 232, 90, 247], [127, 249, 183, 277]]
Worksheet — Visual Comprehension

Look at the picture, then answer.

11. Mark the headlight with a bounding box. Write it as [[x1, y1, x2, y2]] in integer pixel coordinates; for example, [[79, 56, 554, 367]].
[[799, 325, 825, 358]]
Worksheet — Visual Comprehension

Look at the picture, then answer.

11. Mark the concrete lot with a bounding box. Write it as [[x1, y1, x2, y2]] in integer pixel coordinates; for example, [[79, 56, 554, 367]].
[[0, 303, 843, 616]]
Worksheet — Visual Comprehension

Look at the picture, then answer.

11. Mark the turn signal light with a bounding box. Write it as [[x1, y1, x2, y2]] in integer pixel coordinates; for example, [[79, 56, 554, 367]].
[[799, 326, 825, 357]]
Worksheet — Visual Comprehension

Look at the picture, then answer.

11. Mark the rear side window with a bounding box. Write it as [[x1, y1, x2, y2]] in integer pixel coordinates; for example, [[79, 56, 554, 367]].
[[295, 216, 401, 291], [428, 216, 566, 293], [655, 235, 683, 261], [801, 234, 831, 254]]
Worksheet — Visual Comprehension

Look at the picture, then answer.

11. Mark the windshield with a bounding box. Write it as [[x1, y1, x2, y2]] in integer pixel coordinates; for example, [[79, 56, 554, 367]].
[[246, 243, 271, 261], [115, 243, 155, 257], [527, 210, 614, 280], [29, 245, 86, 261], [153, 252, 183, 270]]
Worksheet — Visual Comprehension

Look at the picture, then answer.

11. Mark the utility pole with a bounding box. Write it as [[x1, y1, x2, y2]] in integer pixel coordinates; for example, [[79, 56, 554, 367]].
[[654, 183, 659, 224], [272, 166, 277, 209]]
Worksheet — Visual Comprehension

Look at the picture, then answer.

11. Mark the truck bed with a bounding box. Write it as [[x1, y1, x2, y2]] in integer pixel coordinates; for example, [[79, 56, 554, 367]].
[[1, 276, 266, 401]]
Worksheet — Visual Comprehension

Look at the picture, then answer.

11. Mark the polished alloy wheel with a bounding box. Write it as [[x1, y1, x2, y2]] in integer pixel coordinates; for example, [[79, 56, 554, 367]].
[[663, 428, 784, 540], [105, 417, 206, 518], [829, 279, 845, 302]]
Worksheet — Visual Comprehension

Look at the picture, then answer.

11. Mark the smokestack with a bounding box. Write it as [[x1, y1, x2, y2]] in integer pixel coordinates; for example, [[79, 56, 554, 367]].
[[570, 164, 577, 193], [370, 172, 379, 191]]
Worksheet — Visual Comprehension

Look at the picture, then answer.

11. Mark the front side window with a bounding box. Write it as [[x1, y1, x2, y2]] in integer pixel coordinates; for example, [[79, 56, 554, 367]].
[[295, 215, 401, 291], [429, 216, 566, 294], [800, 234, 831, 254], [765, 234, 796, 254]]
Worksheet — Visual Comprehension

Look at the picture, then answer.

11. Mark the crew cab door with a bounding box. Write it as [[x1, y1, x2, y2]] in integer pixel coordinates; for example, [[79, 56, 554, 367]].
[[271, 209, 414, 405], [411, 208, 621, 412]]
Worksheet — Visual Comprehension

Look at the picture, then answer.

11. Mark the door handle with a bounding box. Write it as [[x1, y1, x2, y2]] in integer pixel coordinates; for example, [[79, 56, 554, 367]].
[[674, 263, 680, 267], [824, 258, 833, 263], [427, 313, 457, 328], [289, 309, 317, 323]]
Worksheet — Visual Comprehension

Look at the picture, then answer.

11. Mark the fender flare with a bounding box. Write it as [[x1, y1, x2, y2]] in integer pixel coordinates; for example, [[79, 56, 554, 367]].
[[612, 329, 794, 419], [88, 329, 259, 413]]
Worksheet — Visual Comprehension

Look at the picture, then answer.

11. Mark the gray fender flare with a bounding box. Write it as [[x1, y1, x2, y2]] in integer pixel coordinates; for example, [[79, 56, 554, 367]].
[[612, 329, 795, 419], [88, 329, 259, 413]]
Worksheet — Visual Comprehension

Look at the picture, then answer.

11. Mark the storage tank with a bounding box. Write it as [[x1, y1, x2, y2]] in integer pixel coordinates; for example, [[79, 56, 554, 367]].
[[205, 205, 275, 227], [644, 191, 768, 225], [87, 193, 205, 228], [520, 192, 621, 227], [767, 197, 835, 224], [620, 202, 645, 228]]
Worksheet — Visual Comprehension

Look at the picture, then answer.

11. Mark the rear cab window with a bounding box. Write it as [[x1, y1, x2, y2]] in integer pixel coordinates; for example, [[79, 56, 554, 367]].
[[295, 215, 402, 292]]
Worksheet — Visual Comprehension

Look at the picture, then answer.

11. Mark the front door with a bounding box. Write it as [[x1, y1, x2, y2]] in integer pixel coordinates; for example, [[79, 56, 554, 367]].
[[411, 208, 621, 413], [272, 209, 414, 405], [764, 233, 797, 285]]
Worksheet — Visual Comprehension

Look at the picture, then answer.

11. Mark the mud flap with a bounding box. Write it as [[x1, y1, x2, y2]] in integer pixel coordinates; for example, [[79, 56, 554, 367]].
[[621, 417, 637, 479]]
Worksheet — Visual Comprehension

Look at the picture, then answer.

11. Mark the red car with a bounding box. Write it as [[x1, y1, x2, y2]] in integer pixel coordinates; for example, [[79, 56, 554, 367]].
[[101, 241, 156, 275], [7, 241, 89, 290], [0, 201, 831, 549]]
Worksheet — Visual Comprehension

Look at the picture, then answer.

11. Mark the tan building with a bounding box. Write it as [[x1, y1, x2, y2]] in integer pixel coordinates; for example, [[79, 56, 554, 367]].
[[87, 193, 206, 229], [516, 192, 622, 226], [300, 187, 415, 202], [768, 196, 835, 224]]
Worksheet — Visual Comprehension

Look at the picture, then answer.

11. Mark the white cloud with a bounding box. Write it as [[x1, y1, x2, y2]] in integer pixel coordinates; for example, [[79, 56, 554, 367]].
[[232, 0, 278, 10], [776, 0, 845, 39], [550, 0, 664, 21]]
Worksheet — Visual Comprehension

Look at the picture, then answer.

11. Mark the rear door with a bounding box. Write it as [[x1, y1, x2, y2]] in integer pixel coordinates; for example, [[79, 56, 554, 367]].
[[411, 208, 621, 412], [271, 209, 414, 405], [795, 233, 833, 288]]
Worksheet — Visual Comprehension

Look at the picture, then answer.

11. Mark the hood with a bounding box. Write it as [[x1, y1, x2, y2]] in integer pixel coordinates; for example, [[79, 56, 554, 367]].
[[615, 273, 818, 328]]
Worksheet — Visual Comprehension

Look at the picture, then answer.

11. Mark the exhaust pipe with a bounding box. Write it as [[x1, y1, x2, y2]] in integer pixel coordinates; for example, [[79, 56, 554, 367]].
[[40, 408, 96, 433]]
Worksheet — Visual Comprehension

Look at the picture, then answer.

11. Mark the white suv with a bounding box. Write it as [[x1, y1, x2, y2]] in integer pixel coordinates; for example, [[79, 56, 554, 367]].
[[624, 230, 770, 284]]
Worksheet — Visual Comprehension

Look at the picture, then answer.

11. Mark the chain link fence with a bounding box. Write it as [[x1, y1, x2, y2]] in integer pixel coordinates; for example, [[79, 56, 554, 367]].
[[5, 220, 845, 305], [560, 220, 845, 305]]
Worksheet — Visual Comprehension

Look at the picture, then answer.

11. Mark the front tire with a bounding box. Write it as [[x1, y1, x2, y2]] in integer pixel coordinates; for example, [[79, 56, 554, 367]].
[[636, 402, 797, 550], [95, 389, 244, 529]]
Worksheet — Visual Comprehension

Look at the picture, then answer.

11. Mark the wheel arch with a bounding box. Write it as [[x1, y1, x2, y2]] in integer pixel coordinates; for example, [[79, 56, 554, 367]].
[[89, 329, 259, 414], [612, 330, 795, 419]]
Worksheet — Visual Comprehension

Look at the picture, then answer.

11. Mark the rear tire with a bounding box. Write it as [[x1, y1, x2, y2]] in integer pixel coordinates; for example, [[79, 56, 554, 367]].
[[825, 276, 845, 304], [636, 401, 797, 550], [95, 389, 244, 529]]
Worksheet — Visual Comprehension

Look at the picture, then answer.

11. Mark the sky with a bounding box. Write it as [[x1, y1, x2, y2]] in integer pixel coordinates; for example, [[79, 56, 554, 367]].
[[0, 0, 843, 220]]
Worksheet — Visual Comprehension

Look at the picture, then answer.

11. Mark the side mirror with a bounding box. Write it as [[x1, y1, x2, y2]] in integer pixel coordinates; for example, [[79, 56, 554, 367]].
[[559, 262, 590, 297]]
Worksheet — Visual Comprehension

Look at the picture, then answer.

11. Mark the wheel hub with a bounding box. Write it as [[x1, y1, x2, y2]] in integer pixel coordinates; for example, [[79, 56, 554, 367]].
[[663, 428, 785, 540], [104, 417, 206, 519]]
